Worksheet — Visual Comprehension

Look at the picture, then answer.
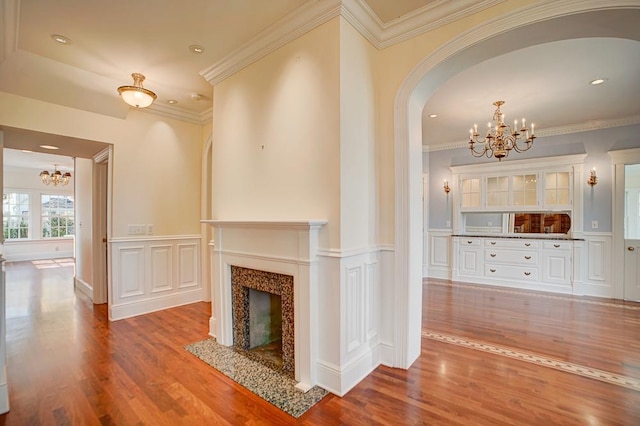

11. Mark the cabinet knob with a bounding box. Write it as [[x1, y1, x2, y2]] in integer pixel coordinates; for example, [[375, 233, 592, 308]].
[[490, 268, 496, 273], [554, 244, 560, 248], [524, 272, 531, 276], [524, 256, 531, 260], [524, 243, 531, 247], [490, 253, 496, 257], [629, 246, 636, 252], [490, 241, 496, 245]]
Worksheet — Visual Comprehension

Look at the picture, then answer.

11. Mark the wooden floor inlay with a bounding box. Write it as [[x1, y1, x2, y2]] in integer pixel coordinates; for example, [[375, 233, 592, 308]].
[[423, 330, 640, 392], [429, 280, 640, 310]]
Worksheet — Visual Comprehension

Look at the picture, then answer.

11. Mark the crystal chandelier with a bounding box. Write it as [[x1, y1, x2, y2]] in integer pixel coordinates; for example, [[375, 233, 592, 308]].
[[468, 101, 536, 161], [40, 165, 71, 186]]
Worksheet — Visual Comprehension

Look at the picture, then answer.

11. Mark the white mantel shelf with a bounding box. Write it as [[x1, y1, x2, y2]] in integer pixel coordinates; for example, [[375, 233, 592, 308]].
[[201, 219, 327, 228]]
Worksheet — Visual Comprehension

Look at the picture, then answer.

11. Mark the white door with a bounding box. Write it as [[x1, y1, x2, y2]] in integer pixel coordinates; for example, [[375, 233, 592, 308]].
[[624, 239, 640, 301], [624, 166, 640, 301]]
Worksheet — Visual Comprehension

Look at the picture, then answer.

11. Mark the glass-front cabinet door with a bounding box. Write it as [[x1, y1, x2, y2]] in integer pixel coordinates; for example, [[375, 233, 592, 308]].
[[512, 174, 538, 207], [544, 171, 571, 208], [461, 178, 481, 209], [486, 176, 509, 208]]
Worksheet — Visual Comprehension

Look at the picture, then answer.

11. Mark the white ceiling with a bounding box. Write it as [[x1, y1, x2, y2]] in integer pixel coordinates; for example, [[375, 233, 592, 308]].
[[1, 0, 639, 171]]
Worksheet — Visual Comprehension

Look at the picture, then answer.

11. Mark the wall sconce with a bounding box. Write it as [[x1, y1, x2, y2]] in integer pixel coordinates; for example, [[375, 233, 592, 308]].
[[444, 179, 451, 194], [587, 168, 598, 187]]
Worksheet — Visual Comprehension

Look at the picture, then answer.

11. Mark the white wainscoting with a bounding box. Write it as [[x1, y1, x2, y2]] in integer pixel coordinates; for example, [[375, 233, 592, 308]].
[[110, 235, 202, 320], [315, 246, 383, 396], [425, 229, 452, 279], [574, 232, 613, 297], [3, 238, 74, 262]]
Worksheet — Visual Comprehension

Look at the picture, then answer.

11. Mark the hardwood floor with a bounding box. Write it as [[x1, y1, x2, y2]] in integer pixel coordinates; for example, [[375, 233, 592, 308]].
[[1, 261, 639, 425]]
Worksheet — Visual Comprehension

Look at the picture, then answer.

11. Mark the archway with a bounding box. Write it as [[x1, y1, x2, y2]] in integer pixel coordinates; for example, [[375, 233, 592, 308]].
[[392, 1, 640, 367]]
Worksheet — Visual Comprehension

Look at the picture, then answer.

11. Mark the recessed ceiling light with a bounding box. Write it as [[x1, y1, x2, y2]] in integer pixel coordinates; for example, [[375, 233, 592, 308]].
[[590, 78, 607, 85], [51, 34, 71, 44], [189, 45, 205, 54], [21, 149, 33, 153], [40, 145, 60, 150], [429, 114, 438, 118], [167, 99, 178, 105], [191, 93, 203, 100]]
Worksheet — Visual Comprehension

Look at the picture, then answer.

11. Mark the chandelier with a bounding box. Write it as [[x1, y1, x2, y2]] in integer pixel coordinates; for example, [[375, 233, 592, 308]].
[[468, 101, 536, 161], [39, 165, 71, 186], [117, 73, 157, 108]]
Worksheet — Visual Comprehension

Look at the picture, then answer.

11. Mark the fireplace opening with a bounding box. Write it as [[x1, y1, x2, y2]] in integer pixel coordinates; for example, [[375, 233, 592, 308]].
[[231, 266, 294, 377], [248, 288, 283, 368]]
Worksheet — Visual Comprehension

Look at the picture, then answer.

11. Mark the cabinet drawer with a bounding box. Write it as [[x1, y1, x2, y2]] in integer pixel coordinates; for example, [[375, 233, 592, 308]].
[[484, 239, 539, 249], [459, 238, 481, 247], [542, 241, 572, 251], [485, 249, 538, 265], [485, 264, 539, 281]]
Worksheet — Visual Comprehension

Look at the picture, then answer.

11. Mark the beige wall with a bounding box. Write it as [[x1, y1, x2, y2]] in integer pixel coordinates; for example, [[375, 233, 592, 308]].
[[0, 92, 203, 238], [75, 158, 93, 290], [211, 18, 342, 248]]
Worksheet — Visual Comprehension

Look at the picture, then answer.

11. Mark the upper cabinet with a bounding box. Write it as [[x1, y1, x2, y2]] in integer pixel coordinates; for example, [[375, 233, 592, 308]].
[[450, 154, 586, 236]]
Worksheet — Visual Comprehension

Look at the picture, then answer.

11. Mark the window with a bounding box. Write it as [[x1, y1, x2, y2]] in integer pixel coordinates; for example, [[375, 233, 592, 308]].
[[41, 195, 75, 238], [3, 193, 30, 239]]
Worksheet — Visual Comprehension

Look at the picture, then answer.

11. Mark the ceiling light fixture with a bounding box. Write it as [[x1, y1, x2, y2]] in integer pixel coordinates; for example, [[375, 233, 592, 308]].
[[51, 34, 71, 44], [167, 99, 178, 105], [40, 145, 60, 150], [117, 73, 157, 108], [468, 101, 536, 161], [590, 78, 606, 85], [429, 114, 438, 118], [40, 165, 71, 186], [189, 45, 205, 54]]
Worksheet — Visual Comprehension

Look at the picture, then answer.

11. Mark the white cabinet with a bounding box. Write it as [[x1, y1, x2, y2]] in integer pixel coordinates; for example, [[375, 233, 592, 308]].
[[458, 239, 482, 276], [461, 178, 481, 209], [543, 171, 572, 209], [453, 236, 574, 293], [541, 241, 572, 286]]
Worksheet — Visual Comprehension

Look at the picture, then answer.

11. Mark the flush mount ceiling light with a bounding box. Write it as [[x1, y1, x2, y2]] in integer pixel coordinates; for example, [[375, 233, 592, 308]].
[[117, 73, 157, 108], [590, 78, 607, 85], [51, 34, 71, 44], [39, 145, 60, 150], [468, 100, 536, 161], [40, 165, 71, 186], [189, 44, 205, 54]]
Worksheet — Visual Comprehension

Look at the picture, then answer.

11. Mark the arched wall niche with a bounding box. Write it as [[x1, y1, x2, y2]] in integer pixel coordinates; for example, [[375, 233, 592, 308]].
[[392, 2, 640, 368]]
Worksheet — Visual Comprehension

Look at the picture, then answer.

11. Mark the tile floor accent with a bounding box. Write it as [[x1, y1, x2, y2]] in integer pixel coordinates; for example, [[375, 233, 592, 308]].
[[185, 338, 328, 418], [423, 330, 640, 392], [428, 280, 640, 311]]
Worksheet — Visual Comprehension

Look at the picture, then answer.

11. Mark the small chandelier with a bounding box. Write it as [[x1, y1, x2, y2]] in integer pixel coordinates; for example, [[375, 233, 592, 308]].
[[40, 165, 71, 186], [118, 73, 157, 108], [468, 101, 536, 161]]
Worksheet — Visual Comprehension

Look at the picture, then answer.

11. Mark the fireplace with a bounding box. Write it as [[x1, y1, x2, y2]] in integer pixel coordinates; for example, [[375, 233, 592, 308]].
[[231, 266, 294, 376], [203, 220, 326, 392]]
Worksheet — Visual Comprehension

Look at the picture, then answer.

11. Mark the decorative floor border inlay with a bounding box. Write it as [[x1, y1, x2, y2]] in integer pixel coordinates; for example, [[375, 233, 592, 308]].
[[427, 281, 640, 311], [422, 330, 640, 392]]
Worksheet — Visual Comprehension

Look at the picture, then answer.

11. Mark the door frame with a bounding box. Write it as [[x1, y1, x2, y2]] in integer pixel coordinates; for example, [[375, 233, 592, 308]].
[[92, 147, 112, 304], [610, 148, 640, 299]]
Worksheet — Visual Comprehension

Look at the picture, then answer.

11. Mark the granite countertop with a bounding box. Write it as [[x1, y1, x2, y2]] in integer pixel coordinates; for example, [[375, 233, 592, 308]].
[[452, 234, 585, 241]]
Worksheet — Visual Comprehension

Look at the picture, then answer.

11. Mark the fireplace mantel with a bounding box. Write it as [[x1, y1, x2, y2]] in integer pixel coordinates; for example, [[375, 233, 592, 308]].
[[202, 219, 327, 392]]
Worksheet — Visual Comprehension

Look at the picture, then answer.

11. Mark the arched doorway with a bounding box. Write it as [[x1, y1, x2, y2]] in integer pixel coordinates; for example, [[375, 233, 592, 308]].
[[392, 1, 640, 367]]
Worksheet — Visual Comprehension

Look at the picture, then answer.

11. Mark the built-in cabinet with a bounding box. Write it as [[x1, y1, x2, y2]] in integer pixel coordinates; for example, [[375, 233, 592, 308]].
[[450, 155, 586, 294]]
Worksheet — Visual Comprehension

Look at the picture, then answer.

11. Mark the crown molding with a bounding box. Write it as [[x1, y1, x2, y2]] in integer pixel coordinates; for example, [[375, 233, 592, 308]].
[[1, 0, 20, 63], [423, 115, 640, 152], [146, 103, 213, 126], [200, 0, 342, 85], [201, 0, 506, 85]]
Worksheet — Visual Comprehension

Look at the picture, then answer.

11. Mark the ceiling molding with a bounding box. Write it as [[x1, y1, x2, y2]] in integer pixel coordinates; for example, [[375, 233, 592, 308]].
[[146, 103, 213, 126], [423, 115, 640, 152], [200, 0, 342, 85], [1, 0, 20, 63], [201, 0, 506, 85]]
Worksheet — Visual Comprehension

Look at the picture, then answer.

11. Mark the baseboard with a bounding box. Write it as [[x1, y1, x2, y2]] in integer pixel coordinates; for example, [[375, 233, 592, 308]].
[[573, 281, 614, 298], [0, 365, 8, 414], [426, 268, 452, 280], [74, 277, 93, 301], [110, 289, 205, 321], [378, 341, 395, 367], [316, 345, 380, 397], [4, 251, 74, 262]]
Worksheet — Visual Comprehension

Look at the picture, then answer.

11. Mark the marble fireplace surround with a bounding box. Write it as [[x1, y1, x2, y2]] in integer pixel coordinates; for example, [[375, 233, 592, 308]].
[[202, 220, 327, 392]]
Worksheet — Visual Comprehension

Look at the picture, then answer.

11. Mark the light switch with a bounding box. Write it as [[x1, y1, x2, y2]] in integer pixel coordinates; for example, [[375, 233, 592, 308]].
[[591, 220, 598, 229]]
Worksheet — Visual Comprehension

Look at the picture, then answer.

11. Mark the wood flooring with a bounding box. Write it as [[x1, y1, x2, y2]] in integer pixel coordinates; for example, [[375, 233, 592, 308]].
[[1, 260, 638, 425]]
